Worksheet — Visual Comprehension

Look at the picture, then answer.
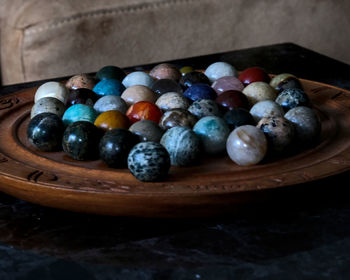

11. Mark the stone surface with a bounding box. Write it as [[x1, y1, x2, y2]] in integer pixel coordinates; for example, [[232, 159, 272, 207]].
[[95, 65, 126, 81], [159, 109, 197, 130], [65, 74, 96, 90], [62, 104, 98, 126], [93, 79, 126, 97], [270, 73, 303, 92], [122, 71, 154, 88], [149, 63, 181, 81], [127, 142, 170, 182], [215, 90, 250, 111], [34, 81, 68, 104], [249, 100, 284, 123], [179, 71, 211, 89], [121, 85, 158, 107], [160, 126, 201, 166], [242, 81, 277, 106], [30, 97, 66, 119], [155, 92, 190, 111], [126, 101, 163, 124], [212, 76, 245, 95], [183, 83, 217, 102], [226, 125, 267, 166], [93, 95, 128, 114], [188, 99, 221, 119], [151, 79, 183, 96], [276, 88, 311, 112], [129, 120, 164, 142], [94, 110, 130, 131], [204, 62, 238, 83], [223, 108, 255, 130], [238, 66, 271, 86], [65, 88, 98, 108]]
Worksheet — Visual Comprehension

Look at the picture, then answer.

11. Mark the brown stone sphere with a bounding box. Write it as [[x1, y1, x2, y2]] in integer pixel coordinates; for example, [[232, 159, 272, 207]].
[[215, 90, 250, 111], [159, 109, 197, 130], [66, 74, 97, 90], [121, 85, 158, 107], [94, 110, 130, 131], [149, 63, 181, 81]]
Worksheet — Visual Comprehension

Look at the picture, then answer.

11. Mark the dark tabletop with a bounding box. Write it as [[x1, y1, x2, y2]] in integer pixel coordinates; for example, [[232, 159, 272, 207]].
[[1, 43, 350, 280]]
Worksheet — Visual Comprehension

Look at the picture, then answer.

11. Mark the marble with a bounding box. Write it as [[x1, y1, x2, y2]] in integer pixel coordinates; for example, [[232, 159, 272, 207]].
[[188, 99, 221, 119], [242, 81, 277, 106], [179, 71, 211, 89], [155, 92, 190, 111], [238, 67, 271, 86], [276, 88, 311, 112], [149, 63, 181, 81], [193, 116, 230, 155], [249, 100, 285, 123], [204, 62, 238, 83], [129, 120, 164, 142], [65, 74, 96, 90], [99, 129, 139, 168], [62, 121, 102, 160], [65, 88, 98, 107], [223, 108, 255, 130], [94, 110, 130, 131], [159, 108, 197, 130], [270, 73, 303, 92], [62, 104, 98, 126], [215, 90, 250, 111], [93, 95, 128, 114], [257, 116, 295, 154], [127, 142, 170, 182], [284, 106, 321, 148], [27, 113, 65, 152], [121, 85, 158, 107], [183, 83, 217, 102], [180, 66, 194, 75], [212, 76, 245, 95], [160, 126, 201, 166], [34, 81, 68, 104], [93, 79, 126, 97], [30, 97, 66, 119], [95, 65, 126, 81], [226, 125, 267, 166], [151, 79, 183, 95], [126, 101, 163, 124], [122, 71, 154, 88]]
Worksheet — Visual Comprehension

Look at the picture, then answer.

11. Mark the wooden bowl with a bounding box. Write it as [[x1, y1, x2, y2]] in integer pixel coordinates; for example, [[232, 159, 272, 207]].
[[1, 79, 350, 217]]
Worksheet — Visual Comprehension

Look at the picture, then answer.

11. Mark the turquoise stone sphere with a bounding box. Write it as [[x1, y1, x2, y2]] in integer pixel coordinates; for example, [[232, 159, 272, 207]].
[[160, 126, 201, 166], [93, 79, 126, 97], [193, 116, 230, 155], [62, 104, 98, 126], [122, 71, 154, 88]]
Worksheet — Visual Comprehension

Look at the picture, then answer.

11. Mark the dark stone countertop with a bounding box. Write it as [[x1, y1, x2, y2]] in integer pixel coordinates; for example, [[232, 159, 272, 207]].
[[1, 43, 350, 279]]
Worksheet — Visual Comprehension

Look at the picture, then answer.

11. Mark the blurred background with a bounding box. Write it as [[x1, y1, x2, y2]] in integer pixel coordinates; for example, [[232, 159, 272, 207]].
[[1, 0, 349, 85]]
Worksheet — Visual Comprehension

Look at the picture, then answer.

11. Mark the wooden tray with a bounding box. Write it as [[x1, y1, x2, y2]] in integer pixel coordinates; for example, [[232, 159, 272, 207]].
[[1, 79, 350, 217]]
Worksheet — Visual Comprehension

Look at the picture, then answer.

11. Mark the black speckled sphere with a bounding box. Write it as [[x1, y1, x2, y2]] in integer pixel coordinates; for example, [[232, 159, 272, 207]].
[[62, 121, 103, 160], [151, 79, 183, 95], [179, 71, 211, 89], [275, 88, 311, 112], [127, 142, 170, 182], [223, 108, 255, 130], [27, 113, 65, 152], [99, 129, 139, 168]]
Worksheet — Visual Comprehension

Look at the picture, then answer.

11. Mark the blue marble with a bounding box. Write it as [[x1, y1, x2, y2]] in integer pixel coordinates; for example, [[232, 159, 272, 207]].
[[92, 79, 126, 97], [193, 116, 230, 155], [160, 126, 201, 166], [62, 104, 98, 126], [183, 83, 217, 102]]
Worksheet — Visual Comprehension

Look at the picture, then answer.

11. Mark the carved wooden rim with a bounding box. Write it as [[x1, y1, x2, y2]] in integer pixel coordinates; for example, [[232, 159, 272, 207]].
[[0, 79, 350, 217]]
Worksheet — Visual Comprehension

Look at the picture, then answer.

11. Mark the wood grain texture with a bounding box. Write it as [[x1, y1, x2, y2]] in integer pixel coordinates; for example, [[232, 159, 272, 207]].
[[0, 79, 350, 217]]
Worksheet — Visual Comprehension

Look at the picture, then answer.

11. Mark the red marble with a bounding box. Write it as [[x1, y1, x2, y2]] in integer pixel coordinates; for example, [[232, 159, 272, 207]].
[[126, 101, 163, 124], [215, 90, 250, 111], [238, 67, 271, 86], [212, 76, 244, 95]]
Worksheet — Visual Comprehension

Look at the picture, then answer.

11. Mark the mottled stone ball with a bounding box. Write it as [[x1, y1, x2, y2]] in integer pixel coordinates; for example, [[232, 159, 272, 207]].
[[257, 116, 295, 154], [188, 99, 221, 119], [249, 100, 284, 123], [270, 73, 303, 93], [160, 126, 201, 166], [159, 109, 197, 130], [65, 74, 96, 90], [284, 106, 321, 147], [149, 63, 181, 81], [121, 85, 158, 107], [31, 97, 66, 119], [193, 116, 230, 155], [242, 81, 277, 106], [129, 120, 164, 142], [127, 142, 170, 182], [226, 125, 267, 166], [27, 113, 65, 152], [275, 88, 311, 112], [93, 95, 128, 114], [155, 92, 190, 111], [204, 62, 238, 83]]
